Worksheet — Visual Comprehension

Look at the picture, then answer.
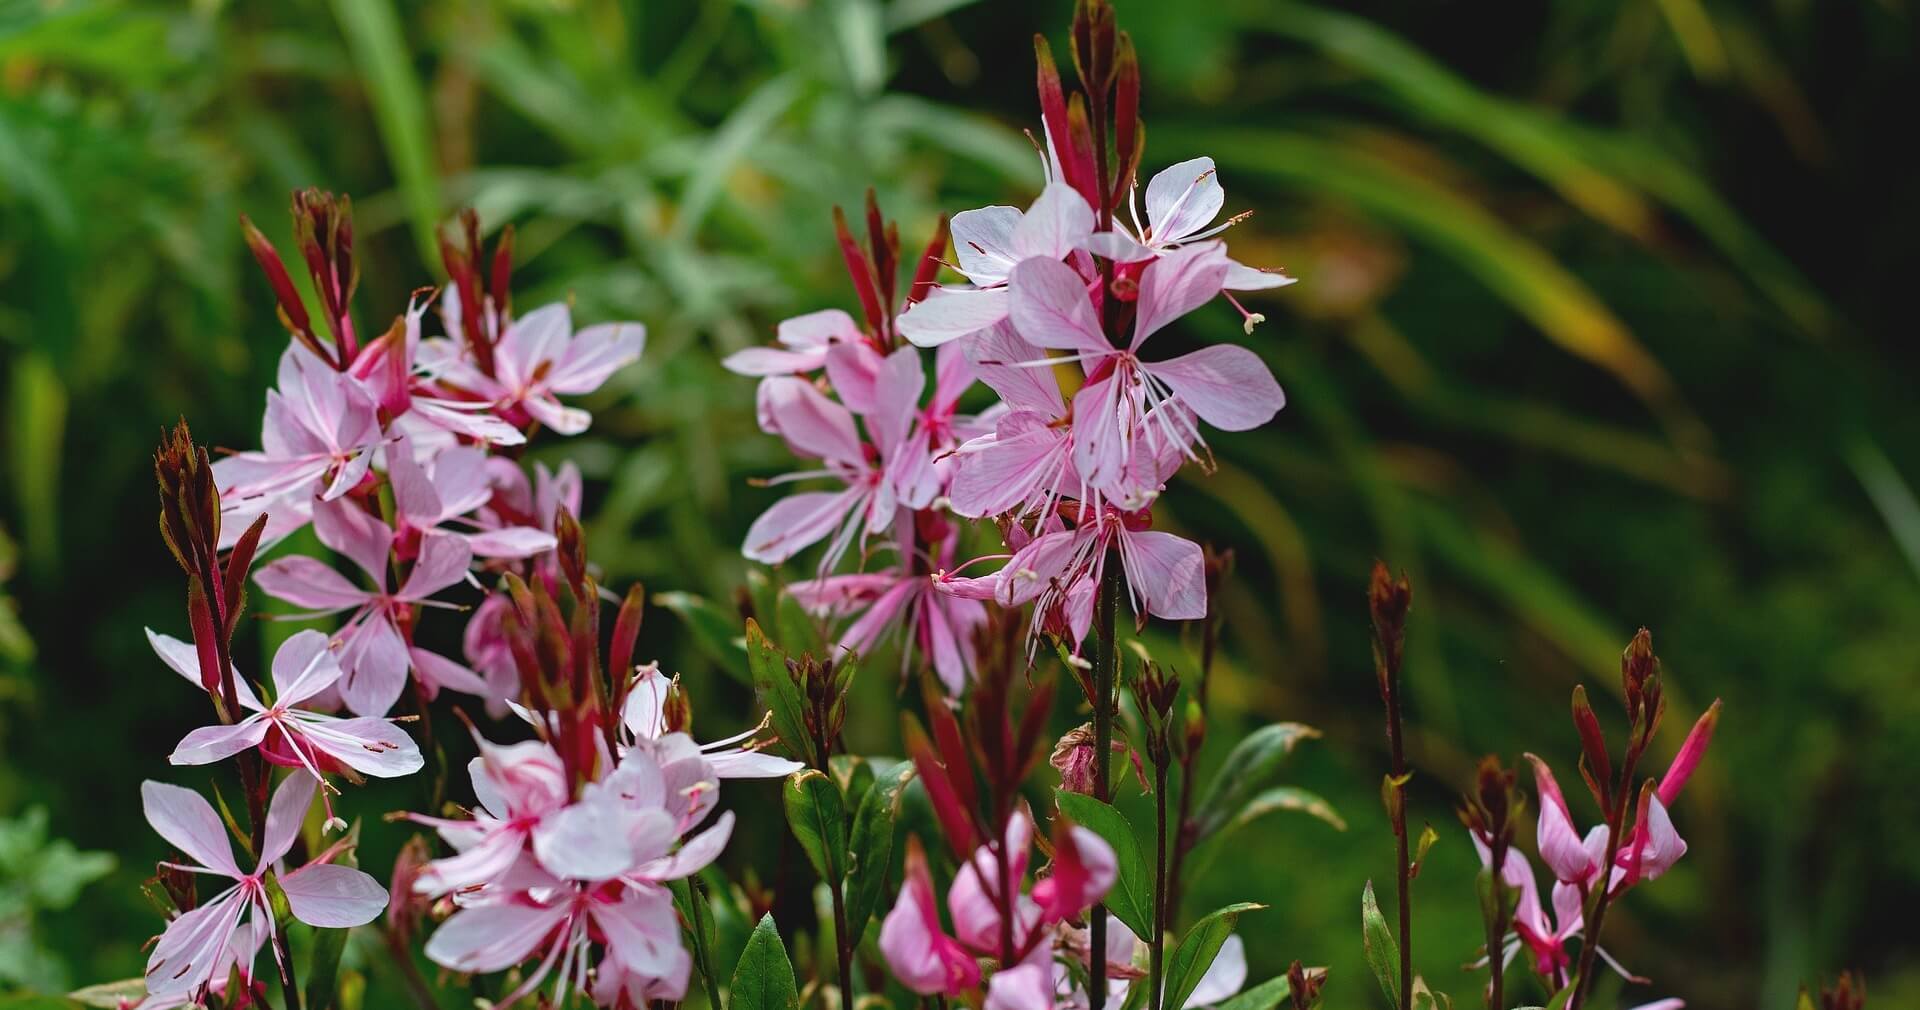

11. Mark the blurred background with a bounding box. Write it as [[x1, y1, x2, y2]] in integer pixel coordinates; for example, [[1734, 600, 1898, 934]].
[[2, 0, 1915, 1006]]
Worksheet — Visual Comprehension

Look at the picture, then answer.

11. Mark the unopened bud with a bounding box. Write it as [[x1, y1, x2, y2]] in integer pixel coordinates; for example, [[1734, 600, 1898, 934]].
[[1287, 961, 1325, 1010], [1367, 561, 1412, 698], [663, 679, 694, 734]]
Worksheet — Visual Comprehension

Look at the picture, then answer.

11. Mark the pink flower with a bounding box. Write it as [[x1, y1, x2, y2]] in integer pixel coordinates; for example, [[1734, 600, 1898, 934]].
[[1086, 157, 1294, 293], [410, 737, 570, 897], [153, 629, 422, 798], [387, 437, 556, 559], [142, 775, 386, 1000], [879, 838, 982, 996], [986, 505, 1206, 644], [898, 182, 1095, 348], [354, 293, 528, 447], [213, 345, 384, 541], [1007, 244, 1285, 503], [254, 499, 475, 716], [421, 302, 644, 435], [741, 347, 932, 570], [788, 524, 989, 695], [986, 961, 1058, 1010], [620, 666, 804, 779]]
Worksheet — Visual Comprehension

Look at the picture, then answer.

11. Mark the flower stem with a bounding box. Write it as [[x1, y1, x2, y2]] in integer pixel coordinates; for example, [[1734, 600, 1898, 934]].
[[1388, 700, 1412, 1010], [1087, 555, 1124, 1010], [1483, 860, 1506, 1010], [830, 861, 855, 1010], [1148, 756, 1170, 1010], [1566, 793, 1629, 1009]]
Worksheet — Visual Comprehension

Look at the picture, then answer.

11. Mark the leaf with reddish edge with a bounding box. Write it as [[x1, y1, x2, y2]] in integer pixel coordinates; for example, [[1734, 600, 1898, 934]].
[[902, 713, 976, 859], [832, 206, 886, 336], [747, 620, 814, 767], [222, 513, 269, 640], [907, 215, 950, 305], [607, 583, 646, 714]]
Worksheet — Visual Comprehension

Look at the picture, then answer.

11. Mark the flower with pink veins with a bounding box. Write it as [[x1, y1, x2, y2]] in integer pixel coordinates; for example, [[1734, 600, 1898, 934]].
[[421, 301, 645, 435], [386, 436, 556, 560], [410, 737, 570, 897], [620, 666, 804, 779], [741, 348, 929, 570], [788, 521, 988, 695], [991, 503, 1206, 645], [899, 182, 1095, 348], [119, 920, 264, 1010], [1008, 243, 1285, 503], [142, 775, 386, 1001], [948, 809, 1115, 962], [1086, 157, 1295, 294], [254, 499, 476, 716], [154, 629, 422, 811]]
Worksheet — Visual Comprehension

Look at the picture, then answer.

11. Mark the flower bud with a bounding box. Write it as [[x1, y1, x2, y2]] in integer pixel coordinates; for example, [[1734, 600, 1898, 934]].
[[1287, 960, 1326, 1010], [1367, 561, 1412, 700]]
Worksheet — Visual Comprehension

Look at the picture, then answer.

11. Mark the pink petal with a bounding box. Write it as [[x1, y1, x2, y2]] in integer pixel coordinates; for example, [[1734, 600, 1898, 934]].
[[1184, 933, 1247, 1008], [271, 630, 344, 707], [1224, 259, 1295, 291], [1143, 157, 1224, 245], [724, 345, 829, 376], [338, 613, 411, 717], [879, 843, 980, 996], [386, 436, 443, 526], [1657, 700, 1720, 807], [950, 204, 1024, 285], [412, 827, 527, 898], [1131, 241, 1230, 349], [985, 963, 1055, 1010], [758, 376, 865, 463], [1086, 229, 1155, 263], [1009, 257, 1108, 355], [898, 286, 1011, 348], [424, 901, 572, 973], [1069, 373, 1131, 490], [704, 750, 807, 779], [778, 307, 862, 349], [142, 781, 240, 877], [497, 303, 573, 386], [1030, 824, 1115, 921], [786, 572, 898, 614], [950, 419, 1069, 519], [313, 498, 395, 584], [549, 321, 646, 395], [464, 525, 559, 559], [297, 715, 424, 778], [825, 342, 886, 415], [589, 888, 683, 978], [1145, 345, 1285, 432], [965, 321, 1064, 416], [409, 646, 493, 699], [281, 863, 389, 927], [1011, 181, 1095, 262], [259, 773, 317, 868], [144, 887, 249, 998], [170, 720, 271, 767], [524, 394, 592, 435], [869, 346, 926, 457], [743, 488, 863, 564], [254, 556, 369, 611], [397, 532, 474, 602], [147, 629, 262, 710], [632, 810, 735, 882], [1116, 529, 1207, 622]]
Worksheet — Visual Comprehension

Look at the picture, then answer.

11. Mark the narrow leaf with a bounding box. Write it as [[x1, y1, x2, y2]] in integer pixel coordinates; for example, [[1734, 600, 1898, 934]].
[[1193, 723, 1321, 834], [1162, 902, 1265, 1010], [1362, 880, 1402, 1010]]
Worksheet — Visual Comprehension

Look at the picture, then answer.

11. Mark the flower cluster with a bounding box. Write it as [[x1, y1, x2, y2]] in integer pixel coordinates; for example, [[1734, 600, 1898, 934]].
[[727, 29, 1292, 686]]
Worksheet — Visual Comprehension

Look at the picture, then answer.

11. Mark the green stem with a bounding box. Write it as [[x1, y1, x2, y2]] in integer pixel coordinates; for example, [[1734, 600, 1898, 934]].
[[1087, 556, 1124, 1010], [1148, 757, 1169, 1010]]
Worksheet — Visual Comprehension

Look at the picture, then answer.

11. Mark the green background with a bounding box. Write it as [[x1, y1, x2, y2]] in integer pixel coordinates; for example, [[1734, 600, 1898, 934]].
[[1, 0, 1914, 1007]]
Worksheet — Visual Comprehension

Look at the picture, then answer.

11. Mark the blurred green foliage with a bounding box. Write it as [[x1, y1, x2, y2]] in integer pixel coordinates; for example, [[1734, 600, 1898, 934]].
[[2, 0, 1916, 1007]]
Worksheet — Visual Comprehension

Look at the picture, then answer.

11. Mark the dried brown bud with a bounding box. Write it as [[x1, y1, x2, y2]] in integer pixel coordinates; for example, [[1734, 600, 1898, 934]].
[[386, 835, 434, 943], [1458, 755, 1524, 853], [1367, 561, 1412, 698], [1287, 961, 1326, 1010], [1051, 723, 1102, 794], [1817, 972, 1866, 1010], [662, 677, 693, 735]]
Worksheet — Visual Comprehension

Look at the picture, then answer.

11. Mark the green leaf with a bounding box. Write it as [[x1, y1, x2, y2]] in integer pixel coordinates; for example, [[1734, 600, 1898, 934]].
[[329, 0, 441, 264], [1162, 902, 1265, 1010], [1192, 723, 1321, 834], [784, 769, 849, 883], [1362, 880, 1402, 1010], [655, 590, 747, 673], [845, 761, 915, 937], [305, 926, 351, 1010], [1213, 975, 1297, 1010], [1055, 791, 1154, 940], [729, 912, 801, 1010], [748, 619, 814, 766]]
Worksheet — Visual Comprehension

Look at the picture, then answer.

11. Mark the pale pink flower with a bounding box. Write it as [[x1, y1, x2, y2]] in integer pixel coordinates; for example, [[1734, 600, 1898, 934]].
[[118, 920, 263, 1009], [354, 293, 528, 447], [788, 523, 988, 695], [153, 629, 422, 793], [620, 666, 804, 779], [410, 738, 570, 897], [387, 437, 555, 559], [898, 182, 1095, 348], [987, 506, 1206, 644], [254, 500, 476, 716], [421, 302, 644, 435], [1007, 244, 1285, 501], [1086, 157, 1294, 293], [741, 347, 931, 569], [142, 775, 385, 1000]]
